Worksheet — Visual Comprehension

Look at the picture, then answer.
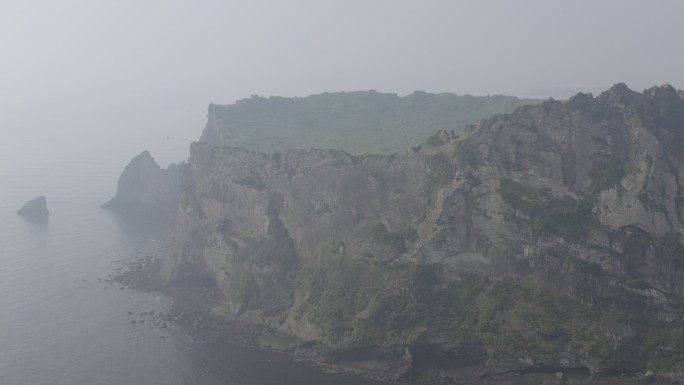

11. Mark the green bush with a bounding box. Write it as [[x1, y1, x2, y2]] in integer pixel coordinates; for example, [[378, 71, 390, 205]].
[[425, 134, 445, 148], [225, 200, 299, 322], [425, 153, 456, 198], [499, 179, 597, 240], [590, 154, 626, 193], [235, 174, 266, 190], [369, 223, 413, 253]]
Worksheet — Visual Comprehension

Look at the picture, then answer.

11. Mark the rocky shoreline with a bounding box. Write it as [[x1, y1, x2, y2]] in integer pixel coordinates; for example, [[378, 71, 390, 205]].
[[110, 252, 395, 378], [107, 251, 682, 385]]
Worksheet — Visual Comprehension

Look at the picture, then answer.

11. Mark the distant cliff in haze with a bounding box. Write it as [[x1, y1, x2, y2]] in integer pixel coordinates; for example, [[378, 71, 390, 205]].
[[200, 91, 542, 155]]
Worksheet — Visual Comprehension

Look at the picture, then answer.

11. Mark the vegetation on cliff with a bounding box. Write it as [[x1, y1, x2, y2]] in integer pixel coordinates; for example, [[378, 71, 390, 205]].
[[200, 91, 542, 155]]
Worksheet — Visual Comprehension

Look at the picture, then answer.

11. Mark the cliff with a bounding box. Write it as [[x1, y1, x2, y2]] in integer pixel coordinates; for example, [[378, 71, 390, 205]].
[[102, 151, 185, 223], [106, 85, 684, 380], [158, 84, 684, 378]]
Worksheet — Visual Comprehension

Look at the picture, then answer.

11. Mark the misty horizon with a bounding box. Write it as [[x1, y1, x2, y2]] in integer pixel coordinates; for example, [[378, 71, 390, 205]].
[[3, 2, 684, 384], [3, 1, 683, 127]]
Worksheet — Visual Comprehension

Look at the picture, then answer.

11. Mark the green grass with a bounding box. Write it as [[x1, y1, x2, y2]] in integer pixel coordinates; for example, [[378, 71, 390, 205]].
[[205, 91, 542, 155], [499, 179, 597, 240]]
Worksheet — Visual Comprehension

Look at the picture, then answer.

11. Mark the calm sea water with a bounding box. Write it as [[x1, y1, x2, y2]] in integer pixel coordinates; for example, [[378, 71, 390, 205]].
[[0, 119, 378, 385]]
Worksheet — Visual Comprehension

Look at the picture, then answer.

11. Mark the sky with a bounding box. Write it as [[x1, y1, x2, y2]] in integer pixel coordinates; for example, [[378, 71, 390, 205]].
[[1, 0, 684, 164]]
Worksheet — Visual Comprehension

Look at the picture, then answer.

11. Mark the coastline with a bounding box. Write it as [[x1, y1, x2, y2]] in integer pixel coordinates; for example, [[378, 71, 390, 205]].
[[110, 251, 683, 385]]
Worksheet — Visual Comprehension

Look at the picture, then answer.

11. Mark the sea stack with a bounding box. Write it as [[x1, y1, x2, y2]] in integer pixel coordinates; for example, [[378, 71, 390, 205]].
[[17, 196, 50, 220], [102, 150, 184, 224]]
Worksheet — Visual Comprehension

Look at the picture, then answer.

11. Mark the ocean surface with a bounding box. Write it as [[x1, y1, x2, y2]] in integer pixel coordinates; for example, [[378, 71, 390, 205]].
[[0, 121, 378, 385]]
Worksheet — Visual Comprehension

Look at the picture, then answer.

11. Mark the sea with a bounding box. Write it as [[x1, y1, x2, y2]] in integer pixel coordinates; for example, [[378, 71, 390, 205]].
[[0, 111, 379, 385]]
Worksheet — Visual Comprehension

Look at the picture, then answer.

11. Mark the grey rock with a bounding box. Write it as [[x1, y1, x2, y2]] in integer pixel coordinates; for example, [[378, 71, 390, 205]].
[[102, 151, 185, 224], [17, 196, 49, 220]]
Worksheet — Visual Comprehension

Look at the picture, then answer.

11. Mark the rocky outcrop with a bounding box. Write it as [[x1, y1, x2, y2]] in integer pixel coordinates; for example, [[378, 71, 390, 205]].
[[131, 84, 684, 379], [17, 196, 49, 220], [102, 151, 185, 223]]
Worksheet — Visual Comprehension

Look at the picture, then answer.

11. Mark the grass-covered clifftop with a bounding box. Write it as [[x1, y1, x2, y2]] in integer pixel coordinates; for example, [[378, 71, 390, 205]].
[[200, 90, 542, 155]]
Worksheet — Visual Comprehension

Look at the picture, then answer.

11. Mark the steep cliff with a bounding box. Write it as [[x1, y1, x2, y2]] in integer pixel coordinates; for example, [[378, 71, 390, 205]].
[[102, 151, 185, 223], [160, 84, 684, 377]]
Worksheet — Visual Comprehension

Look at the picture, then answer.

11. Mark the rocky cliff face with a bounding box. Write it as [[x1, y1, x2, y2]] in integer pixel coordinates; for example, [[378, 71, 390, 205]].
[[124, 84, 684, 377], [457, 84, 684, 292], [102, 151, 185, 223]]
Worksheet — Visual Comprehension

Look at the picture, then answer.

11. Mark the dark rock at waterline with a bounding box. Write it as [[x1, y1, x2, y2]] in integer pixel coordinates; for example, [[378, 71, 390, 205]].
[[17, 196, 49, 220]]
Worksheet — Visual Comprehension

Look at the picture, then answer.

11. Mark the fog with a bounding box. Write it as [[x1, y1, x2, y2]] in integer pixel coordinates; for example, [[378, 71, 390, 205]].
[[2, 0, 684, 166], [4, 3, 684, 384]]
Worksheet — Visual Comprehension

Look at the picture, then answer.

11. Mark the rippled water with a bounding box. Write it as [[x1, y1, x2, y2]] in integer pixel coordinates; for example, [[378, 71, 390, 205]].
[[0, 122, 378, 385]]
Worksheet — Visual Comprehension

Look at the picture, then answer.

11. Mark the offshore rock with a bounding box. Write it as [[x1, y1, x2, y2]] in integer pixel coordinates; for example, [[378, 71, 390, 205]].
[[17, 196, 49, 220], [102, 151, 184, 224]]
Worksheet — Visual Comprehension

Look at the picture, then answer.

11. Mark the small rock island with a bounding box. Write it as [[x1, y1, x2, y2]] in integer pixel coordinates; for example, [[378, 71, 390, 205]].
[[17, 196, 50, 220]]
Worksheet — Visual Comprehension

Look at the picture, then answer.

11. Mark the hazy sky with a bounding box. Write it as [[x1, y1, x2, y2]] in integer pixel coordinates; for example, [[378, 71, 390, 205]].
[[2, 0, 684, 162]]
